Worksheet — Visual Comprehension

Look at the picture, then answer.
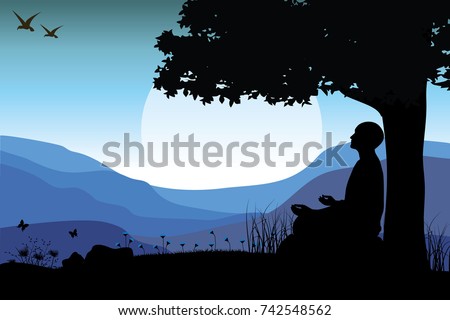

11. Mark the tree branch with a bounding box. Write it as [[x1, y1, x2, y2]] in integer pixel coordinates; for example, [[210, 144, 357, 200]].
[[339, 87, 384, 115]]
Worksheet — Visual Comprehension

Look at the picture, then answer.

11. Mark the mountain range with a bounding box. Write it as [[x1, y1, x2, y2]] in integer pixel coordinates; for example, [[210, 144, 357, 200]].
[[1, 135, 449, 250], [0, 136, 247, 236], [152, 140, 450, 213]]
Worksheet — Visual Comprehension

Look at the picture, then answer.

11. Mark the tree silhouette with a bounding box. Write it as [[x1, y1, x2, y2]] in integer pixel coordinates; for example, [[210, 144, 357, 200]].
[[154, 0, 450, 271]]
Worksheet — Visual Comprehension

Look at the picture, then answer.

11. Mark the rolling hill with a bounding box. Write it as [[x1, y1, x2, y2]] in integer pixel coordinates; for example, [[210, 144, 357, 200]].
[[2, 135, 449, 249], [0, 136, 246, 236], [152, 141, 450, 213], [0, 163, 247, 236]]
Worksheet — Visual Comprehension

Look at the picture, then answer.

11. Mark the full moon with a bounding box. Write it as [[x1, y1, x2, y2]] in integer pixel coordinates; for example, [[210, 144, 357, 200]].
[[120, 88, 322, 190]]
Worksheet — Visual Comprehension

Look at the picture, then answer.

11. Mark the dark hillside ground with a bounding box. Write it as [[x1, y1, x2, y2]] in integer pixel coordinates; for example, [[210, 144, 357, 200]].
[[0, 251, 449, 300]]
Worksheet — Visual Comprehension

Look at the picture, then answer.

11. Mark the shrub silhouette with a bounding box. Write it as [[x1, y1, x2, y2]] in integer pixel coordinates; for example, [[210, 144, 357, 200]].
[[6, 236, 57, 268]]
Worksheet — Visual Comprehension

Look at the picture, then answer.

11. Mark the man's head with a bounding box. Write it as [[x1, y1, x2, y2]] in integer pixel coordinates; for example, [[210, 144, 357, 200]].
[[350, 122, 384, 151]]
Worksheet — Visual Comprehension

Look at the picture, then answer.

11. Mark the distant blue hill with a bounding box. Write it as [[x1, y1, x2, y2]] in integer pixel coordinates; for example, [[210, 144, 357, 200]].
[[0, 136, 245, 222], [0, 136, 109, 173], [0, 150, 235, 221], [153, 140, 450, 213], [0, 164, 245, 236]]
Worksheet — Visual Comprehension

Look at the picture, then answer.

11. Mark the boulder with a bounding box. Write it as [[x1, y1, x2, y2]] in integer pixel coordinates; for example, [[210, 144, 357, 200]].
[[62, 251, 85, 269], [84, 245, 133, 269]]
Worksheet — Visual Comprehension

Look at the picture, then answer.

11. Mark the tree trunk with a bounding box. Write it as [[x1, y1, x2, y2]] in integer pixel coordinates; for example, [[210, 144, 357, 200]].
[[381, 83, 429, 272]]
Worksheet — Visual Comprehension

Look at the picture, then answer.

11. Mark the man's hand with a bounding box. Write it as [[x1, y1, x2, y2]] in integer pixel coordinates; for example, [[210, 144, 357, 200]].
[[318, 195, 337, 206], [291, 204, 313, 216]]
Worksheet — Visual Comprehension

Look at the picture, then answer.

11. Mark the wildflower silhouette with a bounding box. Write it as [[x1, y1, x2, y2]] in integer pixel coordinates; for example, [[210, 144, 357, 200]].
[[210, 231, 216, 250], [193, 243, 199, 252], [240, 240, 245, 251], [48, 250, 59, 268], [33, 252, 44, 266], [180, 242, 186, 253], [122, 232, 129, 248], [17, 246, 29, 263], [138, 243, 145, 255], [160, 235, 166, 254], [225, 237, 231, 251]]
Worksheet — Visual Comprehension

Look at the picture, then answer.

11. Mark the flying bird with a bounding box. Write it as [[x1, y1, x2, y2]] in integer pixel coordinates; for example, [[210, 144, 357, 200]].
[[41, 24, 63, 38], [69, 229, 78, 238], [13, 11, 40, 32], [17, 219, 29, 232]]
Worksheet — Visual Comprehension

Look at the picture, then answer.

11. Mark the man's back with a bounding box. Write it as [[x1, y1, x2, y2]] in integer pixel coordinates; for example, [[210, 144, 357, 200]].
[[344, 154, 384, 239]]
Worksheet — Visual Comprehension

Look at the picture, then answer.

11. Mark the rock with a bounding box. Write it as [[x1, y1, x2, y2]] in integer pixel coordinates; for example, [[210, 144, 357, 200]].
[[62, 252, 85, 269], [84, 245, 133, 269]]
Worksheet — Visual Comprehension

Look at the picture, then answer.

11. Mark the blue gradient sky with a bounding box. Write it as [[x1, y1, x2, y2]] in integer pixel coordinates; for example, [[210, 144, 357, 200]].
[[1, 0, 449, 187], [0, 0, 182, 154]]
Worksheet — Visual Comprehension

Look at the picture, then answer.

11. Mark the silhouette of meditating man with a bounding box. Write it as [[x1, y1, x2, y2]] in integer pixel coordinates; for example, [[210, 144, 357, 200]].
[[280, 122, 385, 260]]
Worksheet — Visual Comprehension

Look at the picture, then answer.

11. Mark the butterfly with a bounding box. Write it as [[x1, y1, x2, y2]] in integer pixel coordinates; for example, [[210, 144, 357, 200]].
[[68, 229, 78, 238], [17, 219, 29, 232]]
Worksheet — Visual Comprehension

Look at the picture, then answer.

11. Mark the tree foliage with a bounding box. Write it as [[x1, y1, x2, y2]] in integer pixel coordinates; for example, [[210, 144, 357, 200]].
[[154, 0, 450, 109]]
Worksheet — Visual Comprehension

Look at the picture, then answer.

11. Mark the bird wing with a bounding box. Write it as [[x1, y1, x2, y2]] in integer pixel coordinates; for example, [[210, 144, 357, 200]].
[[13, 11, 26, 25], [25, 12, 40, 25], [41, 24, 51, 34], [51, 25, 63, 34]]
